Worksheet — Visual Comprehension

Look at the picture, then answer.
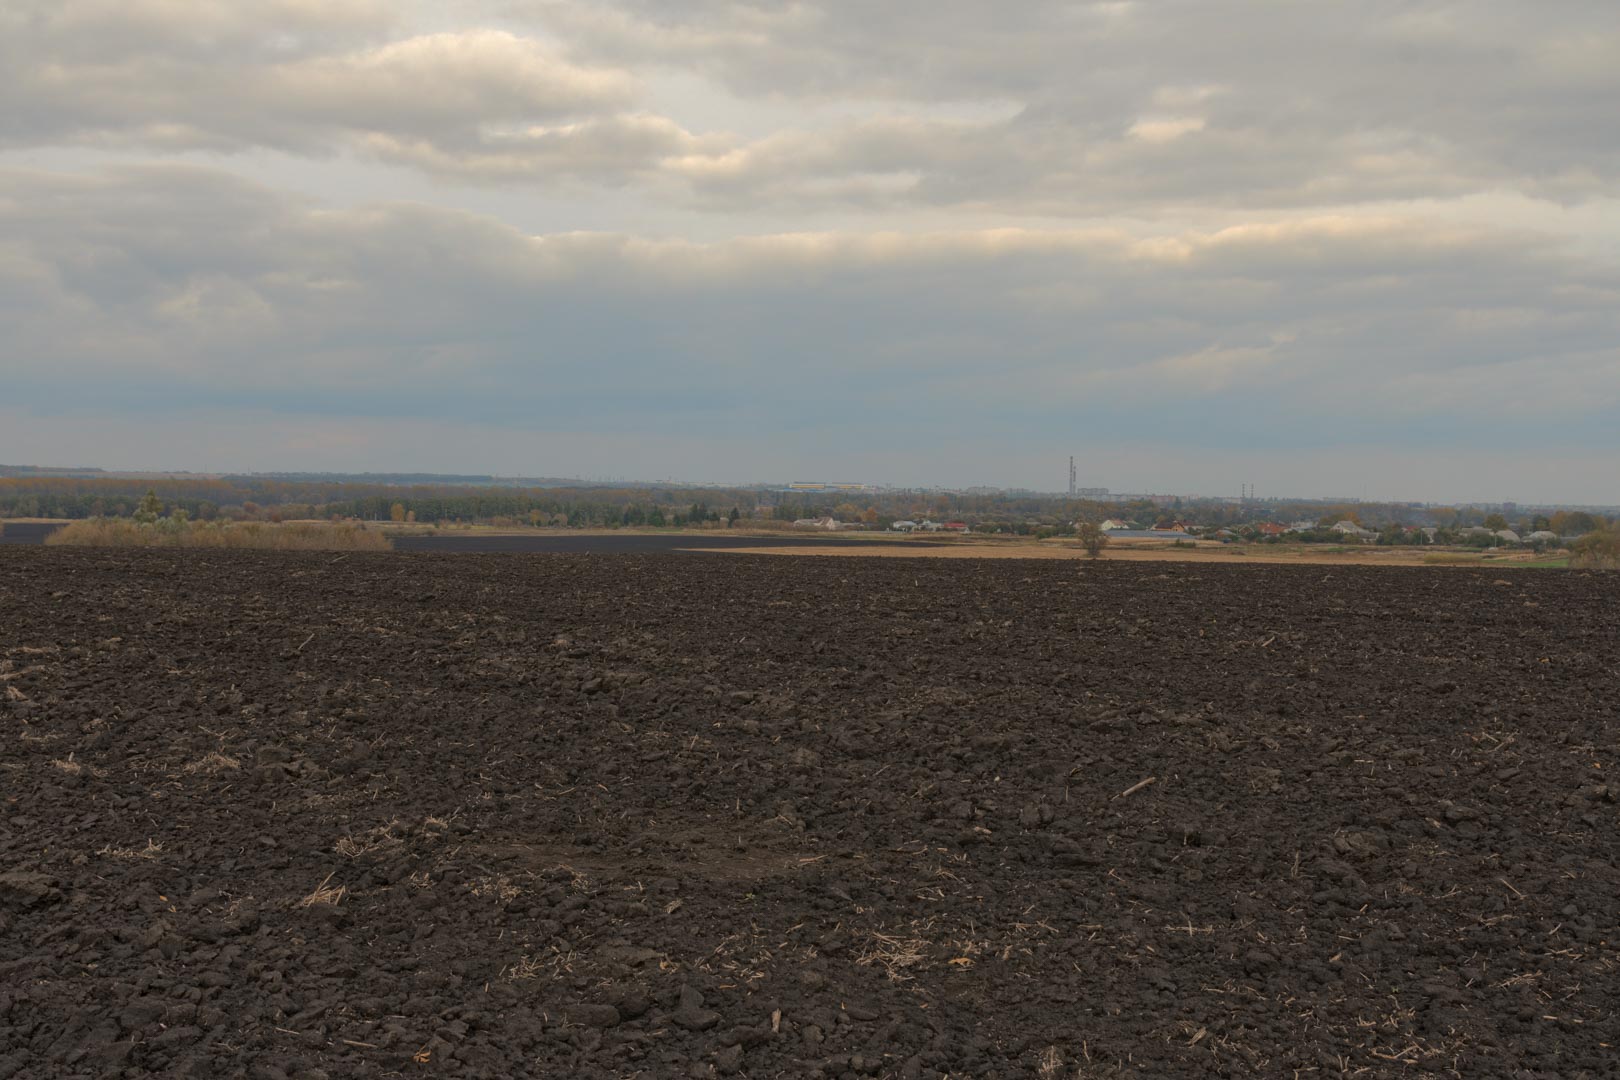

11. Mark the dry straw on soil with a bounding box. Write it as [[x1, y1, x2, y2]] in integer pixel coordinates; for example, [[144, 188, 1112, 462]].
[[299, 873, 347, 908], [96, 840, 164, 860], [854, 925, 935, 982], [46, 518, 391, 552], [184, 752, 241, 774]]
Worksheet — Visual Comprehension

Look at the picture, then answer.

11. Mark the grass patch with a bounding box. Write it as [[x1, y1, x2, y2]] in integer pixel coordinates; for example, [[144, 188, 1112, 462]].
[[46, 519, 391, 552]]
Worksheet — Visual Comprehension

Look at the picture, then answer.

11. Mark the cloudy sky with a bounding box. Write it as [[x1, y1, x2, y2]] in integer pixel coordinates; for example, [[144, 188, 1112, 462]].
[[2, 1, 1617, 501]]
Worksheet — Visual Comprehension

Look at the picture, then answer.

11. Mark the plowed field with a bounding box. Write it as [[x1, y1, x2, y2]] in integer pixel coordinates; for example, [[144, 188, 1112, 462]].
[[2, 549, 1616, 1079]]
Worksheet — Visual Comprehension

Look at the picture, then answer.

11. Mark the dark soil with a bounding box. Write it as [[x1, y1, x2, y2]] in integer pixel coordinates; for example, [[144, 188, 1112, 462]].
[[1, 548, 1616, 1079], [1, 526, 942, 554], [0, 523, 62, 546], [389, 535, 945, 555]]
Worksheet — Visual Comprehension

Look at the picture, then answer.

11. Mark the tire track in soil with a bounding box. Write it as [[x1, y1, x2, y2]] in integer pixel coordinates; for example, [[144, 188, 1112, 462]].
[[0, 548, 1617, 1078]]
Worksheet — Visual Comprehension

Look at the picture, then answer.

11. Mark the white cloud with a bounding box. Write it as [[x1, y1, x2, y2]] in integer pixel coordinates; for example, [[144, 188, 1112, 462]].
[[359, 113, 728, 182], [0, 5, 674, 180], [1128, 117, 1206, 143]]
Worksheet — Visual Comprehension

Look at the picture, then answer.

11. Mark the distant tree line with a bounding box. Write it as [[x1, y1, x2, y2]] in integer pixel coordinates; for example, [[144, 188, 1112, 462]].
[[1, 475, 1613, 540], [0, 477, 760, 528]]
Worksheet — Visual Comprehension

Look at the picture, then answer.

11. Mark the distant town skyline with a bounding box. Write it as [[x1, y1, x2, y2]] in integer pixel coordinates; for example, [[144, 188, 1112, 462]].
[[3, 2, 1617, 504]]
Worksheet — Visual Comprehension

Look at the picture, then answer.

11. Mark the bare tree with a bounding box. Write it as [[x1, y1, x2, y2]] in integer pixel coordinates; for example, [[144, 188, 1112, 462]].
[[1077, 521, 1109, 559]]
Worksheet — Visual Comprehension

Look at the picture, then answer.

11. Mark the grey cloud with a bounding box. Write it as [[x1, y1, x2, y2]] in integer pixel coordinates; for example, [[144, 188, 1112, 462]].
[[10, 0, 396, 63], [8, 2, 1615, 210], [527, 0, 1099, 101], [4, 165, 1617, 441], [533, 0, 1620, 211]]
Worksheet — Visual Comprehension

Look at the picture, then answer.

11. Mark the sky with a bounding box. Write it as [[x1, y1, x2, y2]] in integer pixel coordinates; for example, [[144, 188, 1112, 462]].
[[2, 1, 1618, 503]]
